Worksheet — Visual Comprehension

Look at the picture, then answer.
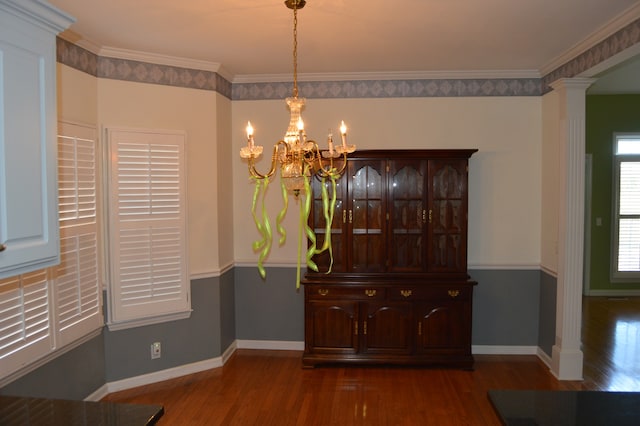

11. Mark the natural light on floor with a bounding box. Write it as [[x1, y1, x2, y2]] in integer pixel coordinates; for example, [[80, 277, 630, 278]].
[[609, 320, 640, 390]]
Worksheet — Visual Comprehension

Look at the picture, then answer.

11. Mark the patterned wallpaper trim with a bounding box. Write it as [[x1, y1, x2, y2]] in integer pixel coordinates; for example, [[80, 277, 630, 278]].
[[56, 38, 232, 98], [57, 15, 640, 101], [541, 17, 640, 93]]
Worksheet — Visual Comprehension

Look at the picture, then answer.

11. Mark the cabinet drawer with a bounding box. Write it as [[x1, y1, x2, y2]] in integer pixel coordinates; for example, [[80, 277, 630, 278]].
[[388, 285, 471, 301], [306, 285, 386, 300]]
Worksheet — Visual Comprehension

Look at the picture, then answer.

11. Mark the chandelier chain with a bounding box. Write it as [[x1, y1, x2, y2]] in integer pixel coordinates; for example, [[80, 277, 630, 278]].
[[292, 2, 298, 98]]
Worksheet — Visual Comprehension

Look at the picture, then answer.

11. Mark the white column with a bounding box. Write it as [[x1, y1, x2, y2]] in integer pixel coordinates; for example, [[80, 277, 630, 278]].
[[549, 78, 595, 380]]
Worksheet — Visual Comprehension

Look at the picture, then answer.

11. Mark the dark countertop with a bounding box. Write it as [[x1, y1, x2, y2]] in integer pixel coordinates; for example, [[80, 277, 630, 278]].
[[0, 395, 163, 426], [488, 389, 640, 426]]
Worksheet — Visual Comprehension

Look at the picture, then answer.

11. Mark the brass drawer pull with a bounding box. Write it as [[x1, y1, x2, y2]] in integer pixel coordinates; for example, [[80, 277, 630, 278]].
[[365, 289, 377, 297], [318, 289, 329, 296], [400, 290, 412, 298], [448, 290, 460, 298], [0, 243, 6, 252]]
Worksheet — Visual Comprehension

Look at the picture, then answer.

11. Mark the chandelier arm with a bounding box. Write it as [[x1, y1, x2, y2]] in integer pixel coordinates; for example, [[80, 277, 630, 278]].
[[332, 152, 350, 175], [306, 141, 349, 177], [248, 141, 287, 179]]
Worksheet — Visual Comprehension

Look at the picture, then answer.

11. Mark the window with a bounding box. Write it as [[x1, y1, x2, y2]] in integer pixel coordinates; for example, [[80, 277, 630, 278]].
[[105, 128, 190, 329], [0, 123, 102, 381], [612, 134, 640, 281]]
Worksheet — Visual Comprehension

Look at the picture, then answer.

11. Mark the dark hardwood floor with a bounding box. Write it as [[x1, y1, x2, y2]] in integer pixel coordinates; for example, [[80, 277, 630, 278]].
[[581, 295, 640, 391], [103, 296, 640, 425]]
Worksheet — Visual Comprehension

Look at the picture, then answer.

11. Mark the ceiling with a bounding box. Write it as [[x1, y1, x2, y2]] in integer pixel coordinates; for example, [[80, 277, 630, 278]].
[[49, 0, 640, 82]]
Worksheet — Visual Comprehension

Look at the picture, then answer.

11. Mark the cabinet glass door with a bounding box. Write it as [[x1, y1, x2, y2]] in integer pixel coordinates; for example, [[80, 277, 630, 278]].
[[389, 160, 425, 272], [427, 160, 468, 273], [349, 160, 385, 272], [310, 173, 346, 273]]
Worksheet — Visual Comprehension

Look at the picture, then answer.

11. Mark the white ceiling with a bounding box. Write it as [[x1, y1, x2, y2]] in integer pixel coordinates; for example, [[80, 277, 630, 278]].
[[49, 0, 640, 82]]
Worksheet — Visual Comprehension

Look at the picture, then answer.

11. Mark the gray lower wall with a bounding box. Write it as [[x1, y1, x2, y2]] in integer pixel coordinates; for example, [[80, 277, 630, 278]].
[[104, 275, 229, 382], [220, 269, 236, 351], [538, 270, 558, 357], [234, 267, 304, 341], [469, 269, 541, 346], [1, 266, 556, 399], [0, 332, 105, 400]]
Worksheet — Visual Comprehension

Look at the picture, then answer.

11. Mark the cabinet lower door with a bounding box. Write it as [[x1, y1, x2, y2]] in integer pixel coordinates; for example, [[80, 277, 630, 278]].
[[305, 300, 359, 355], [361, 301, 413, 356], [416, 301, 471, 354]]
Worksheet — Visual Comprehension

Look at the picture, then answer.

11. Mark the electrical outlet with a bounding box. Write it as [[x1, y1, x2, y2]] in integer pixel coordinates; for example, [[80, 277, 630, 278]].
[[151, 342, 161, 359]]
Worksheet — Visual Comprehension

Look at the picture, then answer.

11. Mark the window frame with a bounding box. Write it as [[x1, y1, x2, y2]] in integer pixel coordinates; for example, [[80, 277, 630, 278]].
[[611, 133, 640, 282], [104, 127, 191, 331]]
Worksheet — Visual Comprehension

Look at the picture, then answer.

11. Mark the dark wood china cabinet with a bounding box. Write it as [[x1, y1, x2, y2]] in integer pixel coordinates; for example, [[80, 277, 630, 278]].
[[302, 149, 477, 368]]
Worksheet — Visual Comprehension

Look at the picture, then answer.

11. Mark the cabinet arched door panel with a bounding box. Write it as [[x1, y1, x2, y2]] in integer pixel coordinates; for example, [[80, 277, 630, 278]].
[[361, 301, 413, 355], [305, 300, 359, 355], [416, 301, 471, 354]]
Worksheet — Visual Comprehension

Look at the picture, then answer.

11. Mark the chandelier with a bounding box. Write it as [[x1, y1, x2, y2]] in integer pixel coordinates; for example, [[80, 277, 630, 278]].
[[239, 0, 355, 287]]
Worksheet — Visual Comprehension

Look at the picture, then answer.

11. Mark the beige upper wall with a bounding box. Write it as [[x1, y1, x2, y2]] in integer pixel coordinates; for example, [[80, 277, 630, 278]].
[[215, 93, 234, 271], [58, 63, 224, 277], [57, 64, 98, 125], [233, 96, 543, 268], [541, 90, 560, 275], [96, 78, 221, 277]]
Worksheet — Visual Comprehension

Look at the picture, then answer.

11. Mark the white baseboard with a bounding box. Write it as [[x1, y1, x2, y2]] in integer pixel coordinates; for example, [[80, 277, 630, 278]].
[[472, 345, 539, 355], [88, 353, 231, 401], [236, 339, 305, 351], [85, 384, 110, 402], [584, 289, 640, 296], [537, 347, 553, 368]]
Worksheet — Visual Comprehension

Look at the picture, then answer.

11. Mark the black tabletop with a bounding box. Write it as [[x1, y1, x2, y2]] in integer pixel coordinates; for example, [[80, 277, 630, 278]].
[[0, 395, 164, 426], [488, 389, 640, 426]]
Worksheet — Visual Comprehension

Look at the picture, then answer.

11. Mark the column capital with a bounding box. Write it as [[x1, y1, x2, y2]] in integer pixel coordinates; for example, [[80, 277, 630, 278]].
[[550, 77, 596, 92]]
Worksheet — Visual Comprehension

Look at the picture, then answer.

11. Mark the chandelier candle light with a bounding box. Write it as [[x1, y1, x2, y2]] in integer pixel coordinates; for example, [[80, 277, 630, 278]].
[[239, 0, 355, 288]]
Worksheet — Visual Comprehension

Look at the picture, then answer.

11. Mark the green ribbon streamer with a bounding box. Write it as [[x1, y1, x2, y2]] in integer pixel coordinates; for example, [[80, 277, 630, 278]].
[[250, 177, 272, 279], [250, 167, 341, 287], [296, 189, 305, 289], [276, 180, 288, 245], [303, 175, 318, 275], [309, 172, 338, 273], [323, 174, 338, 273]]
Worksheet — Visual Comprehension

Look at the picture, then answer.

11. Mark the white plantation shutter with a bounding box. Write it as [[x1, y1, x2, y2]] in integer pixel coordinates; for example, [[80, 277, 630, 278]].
[[107, 128, 189, 326], [0, 269, 52, 377], [55, 123, 102, 343], [0, 122, 102, 380]]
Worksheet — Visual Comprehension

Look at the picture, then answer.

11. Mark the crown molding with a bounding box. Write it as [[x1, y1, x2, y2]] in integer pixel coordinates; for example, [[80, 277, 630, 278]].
[[580, 42, 640, 78], [98, 45, 227, 72], [0, 0, 75, 33], [57, 29, 101, 55], [539, 2, 640, 76], [233, 69, 541, 84]]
